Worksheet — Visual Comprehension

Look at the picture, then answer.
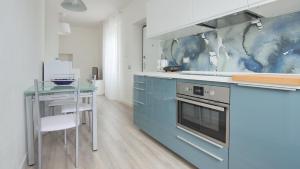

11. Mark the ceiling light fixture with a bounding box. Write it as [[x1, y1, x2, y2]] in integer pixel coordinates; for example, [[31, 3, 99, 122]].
[[61, 0, 87, 12], [58, 22, 71, 35]]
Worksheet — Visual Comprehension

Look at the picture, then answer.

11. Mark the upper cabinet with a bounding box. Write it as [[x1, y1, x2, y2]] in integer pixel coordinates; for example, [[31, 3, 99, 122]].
[[146, 0, 248, 39], [146, 0, 299, 39], [192, 0, 248, 23], [146, 0, 193, 38], [249, 0, 300, 17], [247, 0, 276, 7]]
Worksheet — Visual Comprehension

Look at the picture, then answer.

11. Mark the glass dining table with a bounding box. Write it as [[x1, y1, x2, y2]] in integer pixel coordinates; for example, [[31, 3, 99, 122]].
[[24, 82, 98, 166]]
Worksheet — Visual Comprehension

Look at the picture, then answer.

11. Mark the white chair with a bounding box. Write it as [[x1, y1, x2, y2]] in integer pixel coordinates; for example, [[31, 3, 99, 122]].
[[61, 99, 92, 129], [48, 77, 96, 127], [34, 79, 80, 169], [48, 99, 91, 125]]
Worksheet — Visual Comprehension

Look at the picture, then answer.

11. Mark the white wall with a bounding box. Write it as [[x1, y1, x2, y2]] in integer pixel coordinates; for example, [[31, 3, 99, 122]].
[[59, 26, 102, 82], [0, 0, 44, 168], [117, 0, 148, 106], [45, 0, 59, 61]]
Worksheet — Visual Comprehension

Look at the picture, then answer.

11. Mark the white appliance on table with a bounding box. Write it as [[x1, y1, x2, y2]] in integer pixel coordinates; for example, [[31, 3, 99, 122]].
[[43, 60, 79, 81]]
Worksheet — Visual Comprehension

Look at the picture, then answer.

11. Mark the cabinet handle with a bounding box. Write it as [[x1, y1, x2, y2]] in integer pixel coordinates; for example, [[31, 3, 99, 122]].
[[134, 100, 145, 105], [177, 136, 224, 162], [135, 81, 145, 84], [134, 87, 145, 91], [177, 126, 224, 149], [237, 83, 297, 91]]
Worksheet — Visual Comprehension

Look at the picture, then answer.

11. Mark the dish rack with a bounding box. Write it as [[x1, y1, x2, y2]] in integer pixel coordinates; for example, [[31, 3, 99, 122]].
[[50, 74, 75, 86]]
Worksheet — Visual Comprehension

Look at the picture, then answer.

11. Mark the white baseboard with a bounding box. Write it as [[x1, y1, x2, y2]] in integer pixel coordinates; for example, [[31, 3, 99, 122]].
[[18, 155, 27, 169]]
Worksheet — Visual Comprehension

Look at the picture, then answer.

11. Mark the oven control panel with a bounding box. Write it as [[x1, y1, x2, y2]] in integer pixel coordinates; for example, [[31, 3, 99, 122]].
[[177, 82, 230, 103]]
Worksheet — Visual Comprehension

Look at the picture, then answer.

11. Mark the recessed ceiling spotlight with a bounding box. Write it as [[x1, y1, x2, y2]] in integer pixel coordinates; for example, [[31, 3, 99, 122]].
[[61, 0, 87, 12]]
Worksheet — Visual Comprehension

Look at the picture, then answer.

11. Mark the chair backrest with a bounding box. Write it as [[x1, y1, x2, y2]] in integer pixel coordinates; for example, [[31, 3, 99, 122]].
[[34, 80, 41, 130], [92, 75, 96, 87], [34, 79, 81, 130]]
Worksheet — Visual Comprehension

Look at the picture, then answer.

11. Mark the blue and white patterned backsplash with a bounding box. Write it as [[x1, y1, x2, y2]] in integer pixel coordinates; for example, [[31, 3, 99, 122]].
[[160, 11, 300, 73]]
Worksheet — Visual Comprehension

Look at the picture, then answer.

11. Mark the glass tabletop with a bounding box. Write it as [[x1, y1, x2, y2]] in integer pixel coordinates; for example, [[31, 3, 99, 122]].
[[24, 81, 96, 96]]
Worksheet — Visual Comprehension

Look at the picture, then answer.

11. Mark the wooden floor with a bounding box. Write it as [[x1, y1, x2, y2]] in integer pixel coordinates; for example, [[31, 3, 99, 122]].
[[27, 96, 195, 169]]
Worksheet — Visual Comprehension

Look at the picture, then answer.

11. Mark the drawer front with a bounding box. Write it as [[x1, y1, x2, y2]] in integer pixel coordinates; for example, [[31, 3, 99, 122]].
[[134, 75, 146, 90], [133, 102, 147, 129], [134, 82, 145, 89], [133, 88, 145, 105], [174, 127, 228, 169], [134, 75, 145, 83], [133, 104, 142, 127]]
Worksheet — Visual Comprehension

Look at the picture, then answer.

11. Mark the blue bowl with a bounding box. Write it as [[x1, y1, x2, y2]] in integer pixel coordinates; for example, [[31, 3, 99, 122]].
[[51, 79, 74, 85]]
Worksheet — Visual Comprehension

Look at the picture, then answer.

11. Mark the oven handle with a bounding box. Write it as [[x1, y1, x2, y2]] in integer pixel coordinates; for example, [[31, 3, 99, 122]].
[[176, 97, 225, 112]]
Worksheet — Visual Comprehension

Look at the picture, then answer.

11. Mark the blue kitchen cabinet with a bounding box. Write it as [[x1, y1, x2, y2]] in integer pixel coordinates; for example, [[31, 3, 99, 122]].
[[134, 76, 229, 169], [133, 76, 147, 129], [133, 76, 177, 136], [149, 77, 177, 129], [144, 77, 177, 145], [173, 133, 228, 169], [173, 79, 229, 169], [230, 85, 300, 169]]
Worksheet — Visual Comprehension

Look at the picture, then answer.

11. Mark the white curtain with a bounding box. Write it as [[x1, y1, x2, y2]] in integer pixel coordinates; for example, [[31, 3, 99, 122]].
[[102, 15, 121, 100]]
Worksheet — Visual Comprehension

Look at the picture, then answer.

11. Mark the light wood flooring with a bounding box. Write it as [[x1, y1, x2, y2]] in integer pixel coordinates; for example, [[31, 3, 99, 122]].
[[27, 96, 195, 169]]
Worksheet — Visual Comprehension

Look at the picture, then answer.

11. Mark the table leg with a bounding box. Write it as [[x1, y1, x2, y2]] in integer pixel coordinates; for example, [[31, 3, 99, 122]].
[[82, 98, 87, 124], [25, 96, 35, 165], [92, 91, 98, 151]]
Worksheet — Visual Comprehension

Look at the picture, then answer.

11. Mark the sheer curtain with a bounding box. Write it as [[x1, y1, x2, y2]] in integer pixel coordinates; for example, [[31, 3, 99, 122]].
[[102, 15, 121, 100]]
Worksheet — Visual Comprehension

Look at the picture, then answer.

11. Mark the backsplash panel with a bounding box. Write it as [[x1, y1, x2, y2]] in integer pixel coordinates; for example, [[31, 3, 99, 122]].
[[160, 12, 300, 73]]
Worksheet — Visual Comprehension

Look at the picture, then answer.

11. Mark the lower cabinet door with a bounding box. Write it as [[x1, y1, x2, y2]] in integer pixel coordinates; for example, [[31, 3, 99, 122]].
[[150, 77, 177, 129], [173, 128, 228, 169], [230, 85, 300, 169], [133, 103, 143, 128]]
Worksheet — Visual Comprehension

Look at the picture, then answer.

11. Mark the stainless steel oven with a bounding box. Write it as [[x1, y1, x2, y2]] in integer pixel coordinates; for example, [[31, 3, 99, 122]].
[[176, 82, 230, 147]]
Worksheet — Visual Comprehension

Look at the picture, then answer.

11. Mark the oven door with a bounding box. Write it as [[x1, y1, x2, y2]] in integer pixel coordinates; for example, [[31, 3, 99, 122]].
[[177, 96, 229, 146]]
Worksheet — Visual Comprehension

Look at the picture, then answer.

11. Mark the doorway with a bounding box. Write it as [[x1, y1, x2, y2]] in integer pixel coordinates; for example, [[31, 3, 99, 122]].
[[142, 26, 161, 72]]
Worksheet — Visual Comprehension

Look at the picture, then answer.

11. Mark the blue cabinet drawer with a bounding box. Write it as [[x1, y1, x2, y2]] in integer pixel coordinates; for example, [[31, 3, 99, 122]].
[[133, 102, 147, 129], [134, 75, 146, 90], [133, 105, 142, 127], [133, 76, 145, 105], [134, 81, 145, 89], [134, 83, 145, 89], [134, 75, 145, 83], [175, 127, 228, 169], [133, 89, 145, 104]]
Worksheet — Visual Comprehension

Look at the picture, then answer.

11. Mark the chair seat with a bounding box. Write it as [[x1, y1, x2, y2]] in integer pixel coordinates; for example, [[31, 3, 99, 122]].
[[48, 99, 76, 107], [41, 114, 79, 132], [61, 103, 92, 113]]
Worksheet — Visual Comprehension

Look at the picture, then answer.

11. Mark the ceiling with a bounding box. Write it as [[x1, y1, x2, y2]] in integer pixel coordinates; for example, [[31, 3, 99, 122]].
[[48, 0, 134, 26]]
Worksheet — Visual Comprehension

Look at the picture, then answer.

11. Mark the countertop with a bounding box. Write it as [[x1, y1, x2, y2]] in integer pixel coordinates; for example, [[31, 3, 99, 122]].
[[134, 71, 300, 91]]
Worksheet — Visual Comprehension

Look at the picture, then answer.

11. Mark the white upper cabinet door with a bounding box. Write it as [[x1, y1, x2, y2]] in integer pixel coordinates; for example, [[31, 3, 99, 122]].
[[249, 0, 300, 17], [192, 0, 248, 23], [146, 0, 193, 38], [247, 0, 277, 8]]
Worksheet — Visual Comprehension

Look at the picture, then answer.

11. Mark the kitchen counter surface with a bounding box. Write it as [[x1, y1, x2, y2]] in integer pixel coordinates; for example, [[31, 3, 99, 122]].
[[135, 71, 300, 91], [135, 72, 233, 83]]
